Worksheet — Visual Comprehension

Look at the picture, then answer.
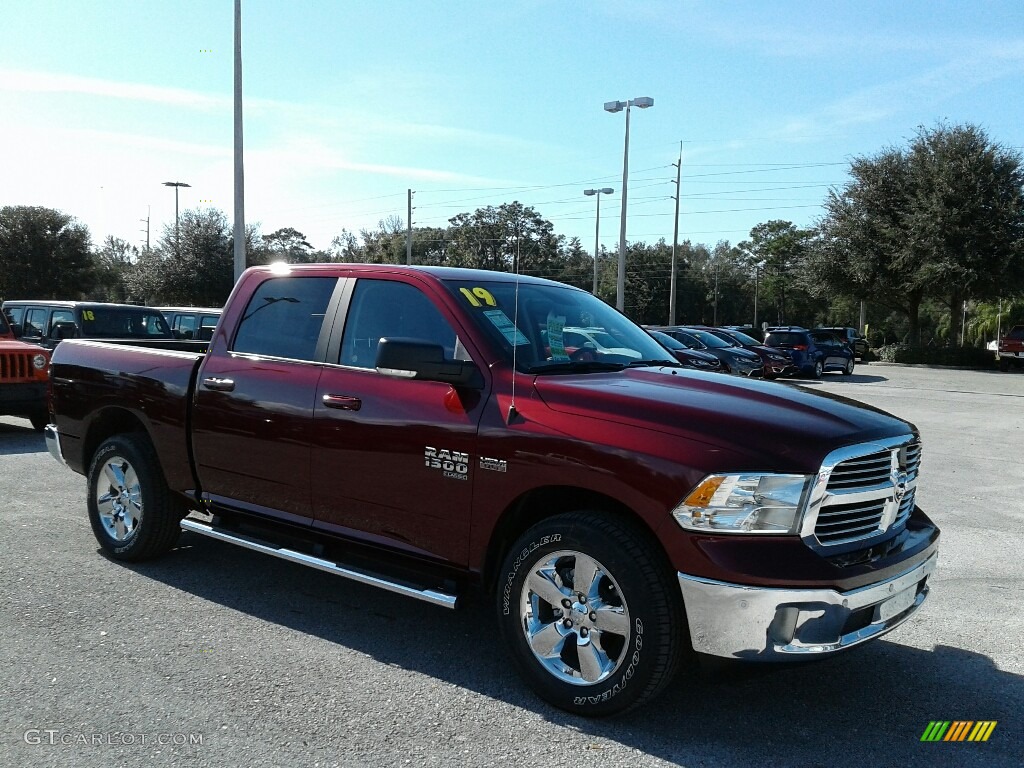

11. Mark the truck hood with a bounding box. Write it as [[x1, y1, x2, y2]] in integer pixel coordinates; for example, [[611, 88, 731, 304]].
[[532, 367, 913, 472]]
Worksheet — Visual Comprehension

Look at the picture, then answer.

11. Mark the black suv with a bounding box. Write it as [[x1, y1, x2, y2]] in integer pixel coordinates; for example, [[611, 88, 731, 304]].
[[763, 326, 855, 378], [2, 300, 173, 349]]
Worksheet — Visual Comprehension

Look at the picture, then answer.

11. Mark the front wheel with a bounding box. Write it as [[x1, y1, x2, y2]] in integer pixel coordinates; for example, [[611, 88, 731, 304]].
[[812, 360, 824, 379], [29, 411, 48, 432], [86, 434, 185, 561], [496, 512, 687, 716]]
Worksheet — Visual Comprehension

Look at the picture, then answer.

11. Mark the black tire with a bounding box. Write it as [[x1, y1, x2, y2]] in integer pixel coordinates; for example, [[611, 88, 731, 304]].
[[86, 434, 185, 561], [842, 358, 854, 376], [496, 512, 687, 716], [812, 360, 824, 379], [29, 411, 48, 432], [999, 357, 1010, 372]]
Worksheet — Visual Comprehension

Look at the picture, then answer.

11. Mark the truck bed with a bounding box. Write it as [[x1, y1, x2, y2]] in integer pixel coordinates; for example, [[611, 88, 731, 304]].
[[49, 339, 206, 491]]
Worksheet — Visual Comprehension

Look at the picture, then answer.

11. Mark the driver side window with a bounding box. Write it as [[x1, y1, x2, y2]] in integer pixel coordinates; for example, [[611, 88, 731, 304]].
[[340, 279, 463, 369]]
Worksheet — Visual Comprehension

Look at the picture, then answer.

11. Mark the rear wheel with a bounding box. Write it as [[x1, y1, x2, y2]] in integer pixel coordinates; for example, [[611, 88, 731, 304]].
[[29, 411, 48, 432], [496, 512, 687, 716], [843, 358, 855, 376], [813, 360, 824, 379], [999, 357, 1010, 372], [86, 434, 185, 561]]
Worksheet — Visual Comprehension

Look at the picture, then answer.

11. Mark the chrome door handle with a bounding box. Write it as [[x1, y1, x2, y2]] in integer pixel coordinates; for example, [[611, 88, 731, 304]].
[[323, 394, 361, 411], [202, 377, 235, 392]]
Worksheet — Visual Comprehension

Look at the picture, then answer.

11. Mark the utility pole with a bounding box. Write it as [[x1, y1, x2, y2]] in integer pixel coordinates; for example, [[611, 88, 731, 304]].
[[406, 189, 414, 265], [233, 0, 246, 282], [669, 141, 682, 325], [140, 206, 150, 251]]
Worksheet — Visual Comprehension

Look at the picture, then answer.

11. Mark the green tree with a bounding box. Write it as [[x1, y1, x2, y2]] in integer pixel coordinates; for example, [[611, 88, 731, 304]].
[[261, 227, 314, 263], [127, 208, 234, 305], [92, 236, 137, 302], [738, 221, 814, 325], [446, 202, 560, 274], [0, 205, 94, 299], [813, 124, 1024, 345]]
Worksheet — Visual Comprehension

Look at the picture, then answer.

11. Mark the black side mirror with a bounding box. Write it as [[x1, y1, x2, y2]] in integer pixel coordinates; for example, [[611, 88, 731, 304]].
[[376, 338, 483, 389], [50, 322, 78, 340]]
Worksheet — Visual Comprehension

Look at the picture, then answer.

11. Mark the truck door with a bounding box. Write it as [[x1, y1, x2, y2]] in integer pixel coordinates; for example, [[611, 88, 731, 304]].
[[311, 276, 486, 565], [191, 275, 339, 524]]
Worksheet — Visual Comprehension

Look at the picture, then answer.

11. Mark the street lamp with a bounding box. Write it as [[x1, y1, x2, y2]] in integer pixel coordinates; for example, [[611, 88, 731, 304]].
[[583, 188, 614, 296], [163, 181, 191, 257], [604, 96, 654, 312]]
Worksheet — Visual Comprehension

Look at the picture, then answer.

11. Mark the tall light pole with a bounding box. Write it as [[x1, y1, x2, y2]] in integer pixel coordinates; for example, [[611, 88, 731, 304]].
[[233, 0, 246, 282], [163, 181, 191, 257], [583, 188, 613, 296], [604, 96, 654, 313]]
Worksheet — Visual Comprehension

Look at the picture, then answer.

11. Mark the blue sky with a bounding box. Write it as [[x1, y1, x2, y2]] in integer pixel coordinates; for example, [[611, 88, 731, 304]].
[[2, 1, 1023, 255]]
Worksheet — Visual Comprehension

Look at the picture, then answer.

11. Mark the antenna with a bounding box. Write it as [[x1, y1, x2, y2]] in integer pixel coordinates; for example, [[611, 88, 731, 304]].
[[508, 237, 522, 423]]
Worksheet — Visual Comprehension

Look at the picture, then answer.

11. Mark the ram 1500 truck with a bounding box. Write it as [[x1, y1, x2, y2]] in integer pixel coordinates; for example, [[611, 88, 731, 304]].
[[997, 325, 1024, 371], [45, 264, 939, 715]]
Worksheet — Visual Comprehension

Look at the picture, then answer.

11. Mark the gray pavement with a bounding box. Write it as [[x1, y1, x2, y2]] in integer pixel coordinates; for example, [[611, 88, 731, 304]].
[[1, 364, 1022, 767]]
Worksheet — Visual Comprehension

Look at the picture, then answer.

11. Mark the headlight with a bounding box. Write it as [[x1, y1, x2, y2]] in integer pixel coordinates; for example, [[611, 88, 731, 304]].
[[32, 354, 47, 370], [691, 359, 709, 366], [672, 473, 811, 534]]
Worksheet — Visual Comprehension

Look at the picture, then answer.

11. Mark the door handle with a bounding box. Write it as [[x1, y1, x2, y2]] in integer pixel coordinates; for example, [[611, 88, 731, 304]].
[[323, 394, 361, 411], [202, 377, 235, 392]]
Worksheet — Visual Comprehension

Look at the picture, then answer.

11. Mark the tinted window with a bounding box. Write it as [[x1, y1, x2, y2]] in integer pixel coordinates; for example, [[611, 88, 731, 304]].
[[0, 311, 8, 335], [24, 308, 48, 338], [233, 277, 337, 361], [341, 279, 459, 369], [682, 329, 731, 348], [4, 307, 24, 327], [765, 332, 808, 347], [79, 308, 171, 338]]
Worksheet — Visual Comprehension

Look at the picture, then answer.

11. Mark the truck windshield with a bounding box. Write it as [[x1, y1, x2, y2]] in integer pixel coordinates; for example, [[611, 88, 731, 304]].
[[444, 279, 677, 373]]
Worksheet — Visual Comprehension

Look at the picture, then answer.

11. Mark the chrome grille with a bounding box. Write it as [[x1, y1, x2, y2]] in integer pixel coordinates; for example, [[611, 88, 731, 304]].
[[805, 437, 921, 548]]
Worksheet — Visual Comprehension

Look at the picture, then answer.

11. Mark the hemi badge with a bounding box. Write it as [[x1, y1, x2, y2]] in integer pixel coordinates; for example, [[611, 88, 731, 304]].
[[480, 457, 507, 473]]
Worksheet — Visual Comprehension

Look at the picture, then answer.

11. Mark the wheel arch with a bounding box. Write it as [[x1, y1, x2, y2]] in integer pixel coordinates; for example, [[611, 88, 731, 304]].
[[82, 407, 152, 474], [481, 485, 665, 595]]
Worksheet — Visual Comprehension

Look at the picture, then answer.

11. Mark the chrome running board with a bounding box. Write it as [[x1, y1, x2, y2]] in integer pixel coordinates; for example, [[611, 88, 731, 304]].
[[180, 518, 458, 609]]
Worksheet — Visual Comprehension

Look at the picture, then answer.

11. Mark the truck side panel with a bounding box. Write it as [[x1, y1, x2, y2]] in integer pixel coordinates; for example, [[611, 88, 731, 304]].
[[49, 340, 204, 493]]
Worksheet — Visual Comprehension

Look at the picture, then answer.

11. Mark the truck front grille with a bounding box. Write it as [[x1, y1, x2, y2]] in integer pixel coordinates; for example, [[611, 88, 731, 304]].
[[0, 352, 35, 382], [805, 437, 921, 548]]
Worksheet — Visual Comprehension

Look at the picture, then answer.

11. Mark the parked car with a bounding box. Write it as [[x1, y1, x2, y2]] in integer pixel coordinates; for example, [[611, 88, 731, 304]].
[[654, 326, 764, 376], [0, 308, 51, 430], [997, 325, 1024, 371], [1, 300, 174, 349], [814, 326, 869, 358], [701, 326, 795, 379], [44, 263, 938, 716], [722, 325, 765, 343], [646, 329, 724, 372], [159, 306, 223, 341], [763, 326, 855, 378], [560, 326, 642, 360]]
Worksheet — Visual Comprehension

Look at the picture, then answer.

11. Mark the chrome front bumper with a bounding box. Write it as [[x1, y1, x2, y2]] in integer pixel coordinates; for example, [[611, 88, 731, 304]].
[[44, 423, 66, 466], [677, 552, 938, 659]]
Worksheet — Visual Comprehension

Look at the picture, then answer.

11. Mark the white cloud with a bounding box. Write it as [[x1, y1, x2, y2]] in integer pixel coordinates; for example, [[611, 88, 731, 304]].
[[0, 68, 228, 110]]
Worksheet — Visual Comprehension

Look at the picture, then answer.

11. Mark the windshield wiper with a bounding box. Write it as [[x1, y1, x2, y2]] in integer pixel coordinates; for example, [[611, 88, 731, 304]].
[[527, 360, 628, 374], [627, 359, 682, 368]]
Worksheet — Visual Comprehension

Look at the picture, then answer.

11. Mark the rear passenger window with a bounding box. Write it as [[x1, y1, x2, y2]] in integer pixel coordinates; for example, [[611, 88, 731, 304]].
[[233, 277, 337, 361]]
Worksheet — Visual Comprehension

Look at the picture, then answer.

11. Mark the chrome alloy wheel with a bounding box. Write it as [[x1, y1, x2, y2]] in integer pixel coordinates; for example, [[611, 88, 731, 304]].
[[95, 454, 143, 542], [519, 550, 631, 685]]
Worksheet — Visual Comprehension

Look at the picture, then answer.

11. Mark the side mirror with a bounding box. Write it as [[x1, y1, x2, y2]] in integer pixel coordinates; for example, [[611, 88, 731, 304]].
[[375, 338, 483, 389], [50, 322, 78, 340]]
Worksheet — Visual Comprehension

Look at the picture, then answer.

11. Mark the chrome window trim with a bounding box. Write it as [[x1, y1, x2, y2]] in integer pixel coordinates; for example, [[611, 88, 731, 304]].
[[800, 434, 920, 550]]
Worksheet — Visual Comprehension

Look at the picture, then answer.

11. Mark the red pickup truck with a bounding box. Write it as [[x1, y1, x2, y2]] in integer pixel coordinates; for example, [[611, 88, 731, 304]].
[[997, 325, 1024, 371], [45, 264, 939, 715]]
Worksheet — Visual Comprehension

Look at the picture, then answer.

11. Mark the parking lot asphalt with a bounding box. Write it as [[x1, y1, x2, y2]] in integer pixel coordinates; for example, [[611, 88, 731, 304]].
[[1, 364, 1021, 768]]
